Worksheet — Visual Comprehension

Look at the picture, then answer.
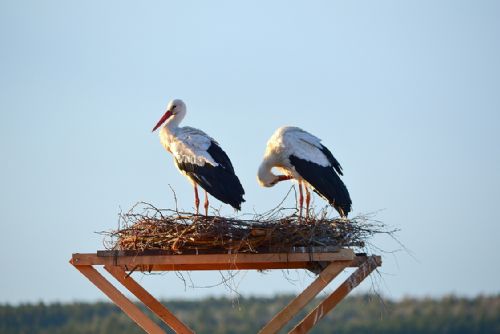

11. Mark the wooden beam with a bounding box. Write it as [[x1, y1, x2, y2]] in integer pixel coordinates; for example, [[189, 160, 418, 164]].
[[104, 265, 194, 334], [258, 261, 348, 334], [138, 256, 381, 272], [97, 246, 341, 257], [72, 263, 165, 334], [71, 249, 355, 267], [289, 256, 379, 334], [129, 262, 338, 272]]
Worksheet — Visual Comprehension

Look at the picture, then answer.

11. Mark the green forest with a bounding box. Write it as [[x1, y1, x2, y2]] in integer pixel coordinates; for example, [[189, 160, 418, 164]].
[[1, 294, 499, 334]]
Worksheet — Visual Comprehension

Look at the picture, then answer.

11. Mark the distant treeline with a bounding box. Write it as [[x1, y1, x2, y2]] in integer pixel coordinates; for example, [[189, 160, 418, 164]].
[[1, 294, 499, 334]]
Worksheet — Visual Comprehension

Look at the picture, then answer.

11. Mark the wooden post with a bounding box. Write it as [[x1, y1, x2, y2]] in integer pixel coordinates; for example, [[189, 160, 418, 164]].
[[104, 265, 194, 334], [289, 256, 379, 334], [72, 263, 166, 334], [258, 261, 348, 334]]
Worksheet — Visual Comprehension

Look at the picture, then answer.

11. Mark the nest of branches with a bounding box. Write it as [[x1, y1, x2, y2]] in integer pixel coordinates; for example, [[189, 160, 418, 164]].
[[103, 202, 393, 255]]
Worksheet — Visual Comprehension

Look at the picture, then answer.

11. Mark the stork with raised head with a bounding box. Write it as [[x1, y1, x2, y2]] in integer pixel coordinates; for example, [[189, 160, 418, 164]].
[[152, 99, 245, 216], [257, 126, 352, 218]]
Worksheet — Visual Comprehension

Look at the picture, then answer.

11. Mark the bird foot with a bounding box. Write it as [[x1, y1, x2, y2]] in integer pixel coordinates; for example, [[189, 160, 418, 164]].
[[338, 216, 349, 223]]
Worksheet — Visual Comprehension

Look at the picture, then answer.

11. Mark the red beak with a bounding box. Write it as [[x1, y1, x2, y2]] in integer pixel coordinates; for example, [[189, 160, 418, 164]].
[[151, 110, 173, 132]]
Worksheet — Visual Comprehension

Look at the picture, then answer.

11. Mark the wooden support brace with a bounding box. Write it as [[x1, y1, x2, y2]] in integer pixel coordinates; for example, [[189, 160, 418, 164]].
[[258, 261, 349, 334], [104, 265, 194, 334], [71, 250, 380, 334], [289, 256, 379, 334], [72, 263, 166, 334]]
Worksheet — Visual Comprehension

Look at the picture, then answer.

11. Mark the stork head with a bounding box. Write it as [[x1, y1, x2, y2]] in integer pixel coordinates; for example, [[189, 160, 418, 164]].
[[257, 161, 279, 187], [151, 99, 187, 132], [258, 160, 294, 188]]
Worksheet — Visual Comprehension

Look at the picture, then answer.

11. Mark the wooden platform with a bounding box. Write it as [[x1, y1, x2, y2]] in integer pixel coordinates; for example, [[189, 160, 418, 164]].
[[70, 248, 381, 334]]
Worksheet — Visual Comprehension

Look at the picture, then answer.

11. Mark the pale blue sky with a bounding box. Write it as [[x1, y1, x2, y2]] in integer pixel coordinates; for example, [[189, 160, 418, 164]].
[[1, 0, 499, 303]]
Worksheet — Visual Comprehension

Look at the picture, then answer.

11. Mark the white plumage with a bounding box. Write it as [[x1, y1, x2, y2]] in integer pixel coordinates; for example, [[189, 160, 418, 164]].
[[152, 99, 245, 215], [160, 126, 219, 168], [258, 126, 352, 218], [263, 126, 331, 171]]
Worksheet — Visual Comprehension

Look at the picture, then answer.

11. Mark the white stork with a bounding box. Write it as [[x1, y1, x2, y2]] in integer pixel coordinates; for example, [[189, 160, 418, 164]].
[[257, 126, 352, 218], [152, 99, 245, 215]]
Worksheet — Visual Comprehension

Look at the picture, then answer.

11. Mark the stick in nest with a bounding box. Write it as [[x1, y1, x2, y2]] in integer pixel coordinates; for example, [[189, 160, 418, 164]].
[[102, 201, 397, 255]]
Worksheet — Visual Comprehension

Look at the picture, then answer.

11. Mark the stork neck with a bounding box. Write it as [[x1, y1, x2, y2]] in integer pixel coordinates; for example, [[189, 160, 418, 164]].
[[257, 159, 277, 187], [163, 114, 181, 131]]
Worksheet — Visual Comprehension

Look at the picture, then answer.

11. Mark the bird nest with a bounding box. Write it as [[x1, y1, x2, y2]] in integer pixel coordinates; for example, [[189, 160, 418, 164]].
[[103, 202, 392, 255]]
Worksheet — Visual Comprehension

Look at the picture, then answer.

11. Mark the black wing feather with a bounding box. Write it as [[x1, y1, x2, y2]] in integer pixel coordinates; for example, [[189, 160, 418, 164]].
[[319, 144, 343, 176], [206, 141, 235, 173], [176, 142, 245, 210], [289, 155, 352, 217]]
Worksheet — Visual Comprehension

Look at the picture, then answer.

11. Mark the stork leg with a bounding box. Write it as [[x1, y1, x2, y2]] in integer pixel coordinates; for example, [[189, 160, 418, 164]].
[[194, 184, 200, 215], [298, 180, 304, 220], [204, 190, 209, 217], [305, 186, 311, 219]]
